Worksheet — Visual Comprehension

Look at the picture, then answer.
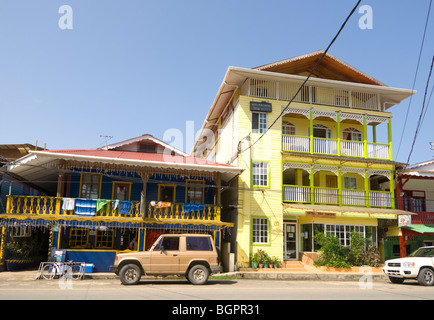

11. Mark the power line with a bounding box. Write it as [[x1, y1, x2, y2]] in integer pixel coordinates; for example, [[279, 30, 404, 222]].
[[406, 54, 434, 165], [240, 0, 362, 154], [396, 0, 433, 159]]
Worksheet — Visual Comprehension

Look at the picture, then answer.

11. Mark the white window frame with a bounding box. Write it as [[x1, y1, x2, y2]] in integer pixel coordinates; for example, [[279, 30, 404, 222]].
[[344, 176, 358, 190], [252, 217, 269, 244], [252, 161, 269, 187], [252, 113, 268, 134], [282, 121, 296, 135], [325, 224, 365, 246]]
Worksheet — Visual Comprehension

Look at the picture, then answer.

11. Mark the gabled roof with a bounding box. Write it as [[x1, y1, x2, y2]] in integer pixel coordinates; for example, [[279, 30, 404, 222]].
[[254, 50, 386, 86], [398, 159, 434, 178], [100, 134, 188, 157], [6, 149, 244, 188]]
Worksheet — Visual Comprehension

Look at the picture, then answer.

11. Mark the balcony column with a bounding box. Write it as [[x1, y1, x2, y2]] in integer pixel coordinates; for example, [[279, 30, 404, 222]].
[[390, 170, 395, 209], [215, 172, 221, 205], [388, 119, 393, 161], [364, 169, 370, 207], [309, 110, 314, 154], [310, 164, 315, 204], [56, 170, 65, 197], [140, 173, 150, 215], [363, 114, 368, 159], [337, 167, 342, 206], [336, 112, 341, 156]]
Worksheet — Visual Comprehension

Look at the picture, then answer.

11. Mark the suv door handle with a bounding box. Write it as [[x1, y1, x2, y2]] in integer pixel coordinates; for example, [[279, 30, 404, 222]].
[[173, 254, 178, 256]]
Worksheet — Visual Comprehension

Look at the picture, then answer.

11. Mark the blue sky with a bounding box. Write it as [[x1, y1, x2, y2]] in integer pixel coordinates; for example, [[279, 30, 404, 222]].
[[0, 0, 433, 165]]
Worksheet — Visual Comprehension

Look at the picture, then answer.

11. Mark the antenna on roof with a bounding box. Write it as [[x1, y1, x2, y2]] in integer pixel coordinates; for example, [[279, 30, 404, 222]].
[[430, 142, 434, 150], [100, 135, 114, 149]]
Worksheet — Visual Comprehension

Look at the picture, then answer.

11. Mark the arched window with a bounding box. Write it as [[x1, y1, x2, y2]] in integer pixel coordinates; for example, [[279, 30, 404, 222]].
[[343, 127, 362, 141], [282, 121, 296, 135], [312, 124, 331, 139]]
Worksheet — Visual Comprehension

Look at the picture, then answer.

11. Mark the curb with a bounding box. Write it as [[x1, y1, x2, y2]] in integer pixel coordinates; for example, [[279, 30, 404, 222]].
[[0, 270, 388, 282]]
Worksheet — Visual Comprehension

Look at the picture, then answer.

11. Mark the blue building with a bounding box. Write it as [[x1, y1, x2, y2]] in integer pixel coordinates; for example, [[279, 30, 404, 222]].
[[0, 135, 242, 272]]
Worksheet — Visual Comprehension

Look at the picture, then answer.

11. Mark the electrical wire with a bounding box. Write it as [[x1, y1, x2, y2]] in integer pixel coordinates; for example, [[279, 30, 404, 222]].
[[239, 0, 362, 154], [395, 0, 433, 160], [406, 54, 434, 165]]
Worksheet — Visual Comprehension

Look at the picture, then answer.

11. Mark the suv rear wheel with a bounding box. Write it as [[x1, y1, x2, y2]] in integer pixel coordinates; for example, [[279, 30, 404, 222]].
[[119, 264, 142, 285], [187, 265, 209, 285]]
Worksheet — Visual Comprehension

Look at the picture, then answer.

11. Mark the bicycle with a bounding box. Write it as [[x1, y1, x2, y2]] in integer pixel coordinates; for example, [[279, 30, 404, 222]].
[[37, 261, 85, 280]]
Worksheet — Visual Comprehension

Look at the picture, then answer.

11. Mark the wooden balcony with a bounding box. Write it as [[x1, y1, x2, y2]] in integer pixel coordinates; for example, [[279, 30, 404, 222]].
[[4, 195, 221, 223], [282, 185, 392, 208], [282, 134, 390, 160]]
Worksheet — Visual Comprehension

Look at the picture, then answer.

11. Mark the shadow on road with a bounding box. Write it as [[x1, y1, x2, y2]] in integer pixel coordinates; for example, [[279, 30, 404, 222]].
[[133, 279, 238, 286]]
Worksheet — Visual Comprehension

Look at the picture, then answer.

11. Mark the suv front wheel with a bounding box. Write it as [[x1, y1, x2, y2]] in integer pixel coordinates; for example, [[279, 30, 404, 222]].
[[187, 265, 209, 285], [119, 263, 142, 285], [418, 268, 434, 286]]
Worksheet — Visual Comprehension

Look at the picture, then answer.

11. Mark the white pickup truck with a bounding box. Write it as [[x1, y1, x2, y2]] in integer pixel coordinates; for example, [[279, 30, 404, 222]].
[[383, 246, 434, 286]]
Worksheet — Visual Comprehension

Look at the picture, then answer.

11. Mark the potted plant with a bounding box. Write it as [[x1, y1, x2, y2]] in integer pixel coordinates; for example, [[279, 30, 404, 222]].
[[271, 256, 280, 269], [261, 251, 272, 268], [256, 249, 267, 268], [250, 253, 259, 269]]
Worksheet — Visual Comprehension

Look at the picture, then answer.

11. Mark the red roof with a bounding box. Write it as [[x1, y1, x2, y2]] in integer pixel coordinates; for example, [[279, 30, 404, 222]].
[[37, 149, 236, 168]]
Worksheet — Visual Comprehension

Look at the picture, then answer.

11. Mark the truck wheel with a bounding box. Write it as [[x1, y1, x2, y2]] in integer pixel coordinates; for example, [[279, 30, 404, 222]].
[[418, 268, 434, 286], [187, 265, 209, 285], [119, 264, 141, 285], [389, 276, 404, 284]]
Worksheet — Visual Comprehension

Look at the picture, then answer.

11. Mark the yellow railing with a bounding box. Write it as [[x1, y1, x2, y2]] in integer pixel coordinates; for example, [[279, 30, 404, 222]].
[[5, 196, 221, 222]]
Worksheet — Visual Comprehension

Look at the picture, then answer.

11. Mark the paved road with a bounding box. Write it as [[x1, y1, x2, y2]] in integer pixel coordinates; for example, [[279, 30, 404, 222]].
[[0, 278, 433, 300]]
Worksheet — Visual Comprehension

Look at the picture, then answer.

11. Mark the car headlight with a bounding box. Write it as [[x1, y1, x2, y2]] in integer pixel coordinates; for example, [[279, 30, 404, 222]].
[[403, 262, 415, 268]]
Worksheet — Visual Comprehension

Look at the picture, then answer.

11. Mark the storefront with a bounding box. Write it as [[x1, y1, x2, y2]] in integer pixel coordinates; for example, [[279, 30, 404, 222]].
[[283, 203, 411, 262]]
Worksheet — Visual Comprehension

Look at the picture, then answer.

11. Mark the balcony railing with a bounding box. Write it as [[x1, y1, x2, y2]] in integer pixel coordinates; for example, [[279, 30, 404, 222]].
[[4, 196, 221, 223], [248, 79, 381, 111], [282, 134, 391, 160], [282, 185, 392, 208]]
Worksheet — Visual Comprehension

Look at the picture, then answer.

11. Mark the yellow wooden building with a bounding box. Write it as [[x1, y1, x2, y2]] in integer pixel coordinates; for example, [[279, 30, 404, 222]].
[[193, 51, 415, 267]]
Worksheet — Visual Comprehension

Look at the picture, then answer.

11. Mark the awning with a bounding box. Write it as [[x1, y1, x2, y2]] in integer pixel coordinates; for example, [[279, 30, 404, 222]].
[[0, 214, 233, 230], [402, 225, 434, 234], [283, 203, 415, 219]]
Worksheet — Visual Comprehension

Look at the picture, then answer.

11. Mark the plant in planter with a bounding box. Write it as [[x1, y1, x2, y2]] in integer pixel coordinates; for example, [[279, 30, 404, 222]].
[[264, 255, 273, 268], [256, 249, 267, 268], [250, 253, 259, 268], [271, 256, 280, 269]]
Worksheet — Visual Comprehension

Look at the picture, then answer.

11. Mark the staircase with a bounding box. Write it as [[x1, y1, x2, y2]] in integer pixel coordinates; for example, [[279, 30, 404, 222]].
[[279, 261, 308, 272]]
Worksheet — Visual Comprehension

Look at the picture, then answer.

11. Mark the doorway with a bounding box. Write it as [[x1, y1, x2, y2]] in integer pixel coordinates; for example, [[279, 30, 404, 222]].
[[284, 222, 298, 260]]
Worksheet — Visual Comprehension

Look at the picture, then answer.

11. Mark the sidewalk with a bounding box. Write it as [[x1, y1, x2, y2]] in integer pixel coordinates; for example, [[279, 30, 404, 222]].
[[0, 267, 388, 282]]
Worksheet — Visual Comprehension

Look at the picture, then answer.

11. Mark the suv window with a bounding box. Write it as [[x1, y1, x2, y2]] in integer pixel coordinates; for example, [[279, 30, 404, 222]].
[[154, 237, 179, 251], [186, 237, 213, 251]]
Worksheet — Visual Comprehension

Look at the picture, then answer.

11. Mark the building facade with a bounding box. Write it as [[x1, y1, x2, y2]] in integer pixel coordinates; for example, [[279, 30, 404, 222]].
[[193, 51, 414, 266], [0, 135, 242, 271], [385, 159, 434, 260]]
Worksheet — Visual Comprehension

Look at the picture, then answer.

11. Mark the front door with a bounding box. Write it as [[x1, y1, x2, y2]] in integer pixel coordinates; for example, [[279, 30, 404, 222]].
[[284, 223, 297, 260]]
